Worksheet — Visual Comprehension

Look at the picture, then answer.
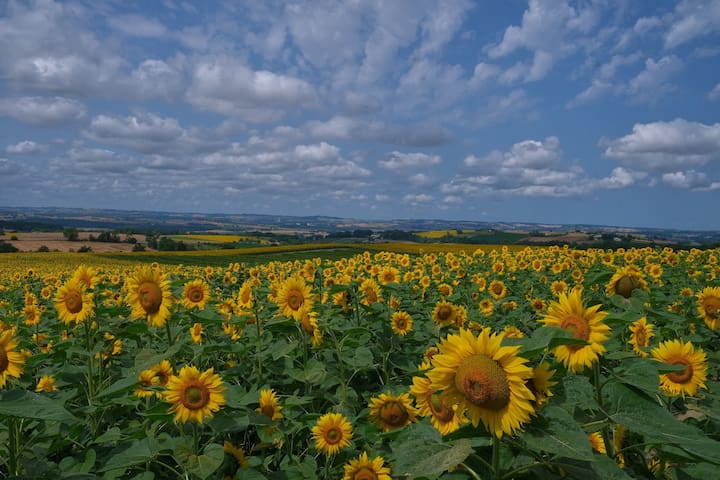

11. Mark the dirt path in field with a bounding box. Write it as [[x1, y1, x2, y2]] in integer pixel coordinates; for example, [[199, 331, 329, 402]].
[[2, 232, 147, 253]]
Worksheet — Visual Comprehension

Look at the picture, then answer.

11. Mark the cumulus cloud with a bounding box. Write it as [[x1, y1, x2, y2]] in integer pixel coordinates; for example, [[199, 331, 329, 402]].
[[709, 82, 720, 101], [186, 56, 318, 117], [379, 152, 441, 170], [597, 167, 648, 189], [83, 112, 221, 156], [0, 158, 21, 176], [106, 13, 168, 38], [486, 0, 601, 82], [664, 0, 720, 49], [625, 55, 684, 103], [49, 146, 138, 174], [662, 170, 720, 190], [305, 116, 453, 147], [6, 140, 47, 154], [602, 119, 720, 170], [403, 193, 434, 205], [0, 96, 86, 126], [465, 137, 561, 170]]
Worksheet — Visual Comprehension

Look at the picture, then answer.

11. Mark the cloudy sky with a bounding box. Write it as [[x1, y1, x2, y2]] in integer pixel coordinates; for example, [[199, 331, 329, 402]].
[[1, 0, 719, 230]]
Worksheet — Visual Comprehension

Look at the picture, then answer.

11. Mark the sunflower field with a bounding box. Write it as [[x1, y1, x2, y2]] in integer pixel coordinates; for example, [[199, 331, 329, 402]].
[[1, 245, 720, 479]]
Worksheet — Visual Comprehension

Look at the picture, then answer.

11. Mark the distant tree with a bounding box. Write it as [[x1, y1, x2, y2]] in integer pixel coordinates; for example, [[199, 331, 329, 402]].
[[77, 245, 92, 252], [63, 227, 79, 241], [125, 235, 137, 244], [0, 241, 19, 253], [132, 243, 146, 252], [37, 245, 50, 252]]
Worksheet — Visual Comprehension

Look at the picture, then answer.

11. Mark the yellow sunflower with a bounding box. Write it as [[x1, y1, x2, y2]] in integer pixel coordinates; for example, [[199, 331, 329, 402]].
[[135, 369, 159, 398], [652, 339, 707, 397], [35, 374, 58, 392], [181, 279, 210, 310], [696, 286, 720, 330], [540, 288, 610, 373], [628, 317, 654, 357], [588, 431, 607, 454], [378, 266, 400, 285], [223, 441, 249, 468], [164, 365, 226, 423], [390, 311, 413, 336], [479, 298, 494, 317], [0, 330, 24, 388], [71, 264, 98, 289], [527, 362, 557, 408], [152, 360, 173, 386], [125, 266, 174, 327], [257, 388, 283, 420], [426, 328, 535, 438], [311, 412, 353, 455], [432, 301, 457, 326], [368, 392, 418, 432], [54, 278, 95, 325], [275, 275, 313, 320], [342, 452, 392, 480], [488, 280, 507, 300], [606, 265, 649, 298], [410, 374, 467, 436], [359, 278, 383, 306], [189, 323, 203, 344], [236, 279, 254, 309]]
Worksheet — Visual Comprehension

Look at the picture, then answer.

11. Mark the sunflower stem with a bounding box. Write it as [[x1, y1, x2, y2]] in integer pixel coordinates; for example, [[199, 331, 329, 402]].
[[254, 305, 263, 385], [491, 435, 501, 478], [6, 417, 22, 476], [165, 318, 174, 346], [460, 462, 483, 480], [192, 422, 200, 456]]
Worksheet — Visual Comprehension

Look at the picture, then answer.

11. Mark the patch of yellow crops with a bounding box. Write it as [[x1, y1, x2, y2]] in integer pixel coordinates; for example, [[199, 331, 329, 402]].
[[416, 230, 460, 238], [0, 252, 137, 277], [176, 234, 270, 244]]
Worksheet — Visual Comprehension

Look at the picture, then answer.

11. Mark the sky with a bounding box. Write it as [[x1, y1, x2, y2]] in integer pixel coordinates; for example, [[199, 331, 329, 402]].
[[1, 0, 719, 231]]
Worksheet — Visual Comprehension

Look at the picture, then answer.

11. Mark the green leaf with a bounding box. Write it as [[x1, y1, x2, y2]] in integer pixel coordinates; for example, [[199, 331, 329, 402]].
[[0, 390, 76, 421], [590, 454, 634, 480], [344, 346, 374, 368], [560, 374, 599, 412], [521, 406, 594, 461], [392, 438, 473, 479], [175, 443, 224, 480], [605, 382, 720, 465], [92, 427, 123, 444], [100, 439, 156, 472], [611, 358, 660, 396], [508, 326, 589, 359]]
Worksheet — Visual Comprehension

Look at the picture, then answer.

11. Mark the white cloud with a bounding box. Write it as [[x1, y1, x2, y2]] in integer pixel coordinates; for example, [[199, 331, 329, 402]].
[[709, 82, 720, 101], [625, 55, 683, 103], [305, 116, 453, 147], [665, 0, 720, 49], [379, 152, 441, 170], [602, 119, 720, 170], [106, 13, 168, 38], [6, 140, 47, 154], [49, 147, 138, 174], [465, 137, 561, 170], [0, 96, 86, 126], [0, 158, 21, 176], [662, 170, 720, 190], [186, 56, 318, 117], [486, 0, 601, 82], [403, 193, 434, 205], [598, 167, 647, 189]]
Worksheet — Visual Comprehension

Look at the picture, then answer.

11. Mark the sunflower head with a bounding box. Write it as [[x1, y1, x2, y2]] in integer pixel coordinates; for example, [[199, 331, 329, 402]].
[[368, 392, 418, 432], [0, 330, 25, 389], [164, 365, 226, 423], [311, 412, 353, 456], [652, 339, 708, 397], [426, 328, 535, 438], [342, 452, 392, 480], [54, 278, 95, 325], [257, 388, 283, 420], [432, 301, 457, 326], [182, 279, 210, 310], [606, 265, 648, 298], [697, 286, 720, 330], [540, 288, 610, 373], [125, 266, 173, 327], [391, 311, 413, 336]]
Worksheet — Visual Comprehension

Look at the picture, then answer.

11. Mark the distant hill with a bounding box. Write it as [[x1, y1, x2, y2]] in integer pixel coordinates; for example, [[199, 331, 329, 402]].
[[1, 206, 719, 246]]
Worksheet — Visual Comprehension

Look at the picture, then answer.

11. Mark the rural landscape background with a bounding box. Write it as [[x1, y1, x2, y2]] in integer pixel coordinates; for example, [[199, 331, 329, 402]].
[[2, 1, 720, 479]]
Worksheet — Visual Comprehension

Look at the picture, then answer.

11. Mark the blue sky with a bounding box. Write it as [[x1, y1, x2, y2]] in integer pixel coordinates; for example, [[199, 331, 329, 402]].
[[1, 0, 719, 230]]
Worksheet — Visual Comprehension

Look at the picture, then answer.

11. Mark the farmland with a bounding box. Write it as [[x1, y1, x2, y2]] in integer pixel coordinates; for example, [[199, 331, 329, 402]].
[[1, 243, 720, 479]]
